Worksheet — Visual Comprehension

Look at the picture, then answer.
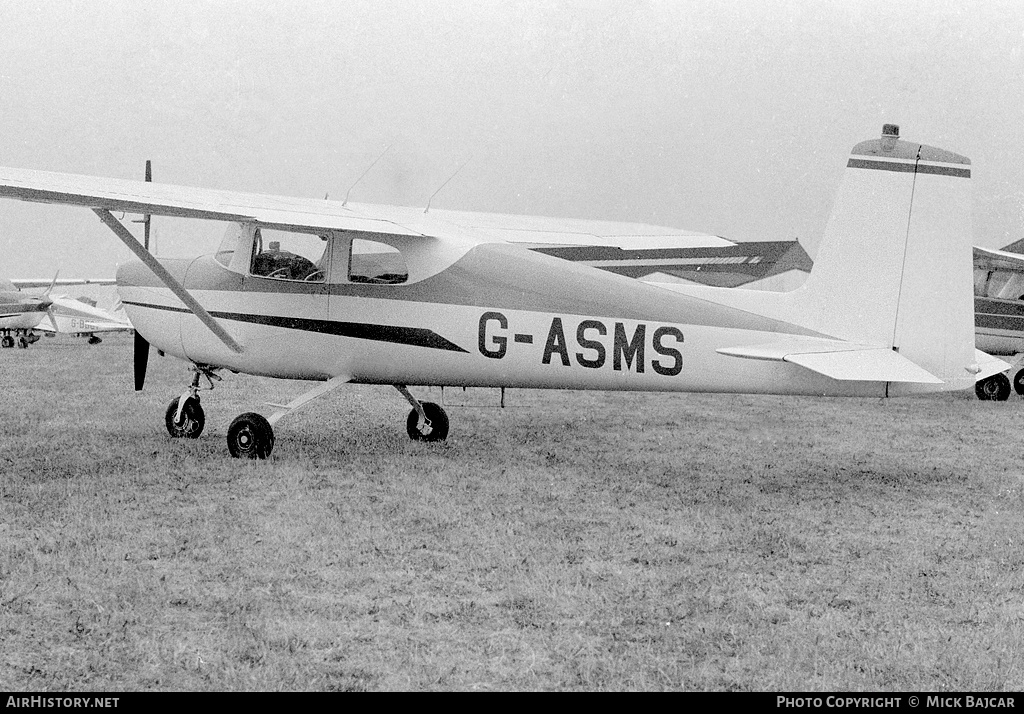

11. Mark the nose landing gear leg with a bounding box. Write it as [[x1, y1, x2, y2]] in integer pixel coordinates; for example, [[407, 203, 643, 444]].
[[165, 364, 221, 439]]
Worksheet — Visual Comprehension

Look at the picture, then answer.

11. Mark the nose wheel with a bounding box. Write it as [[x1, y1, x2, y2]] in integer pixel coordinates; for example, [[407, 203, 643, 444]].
[[165, 396, 205, 438]]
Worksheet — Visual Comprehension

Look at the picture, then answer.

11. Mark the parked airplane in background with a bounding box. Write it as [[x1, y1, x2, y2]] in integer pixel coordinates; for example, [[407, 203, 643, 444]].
[[0, 276, 57, 348], [36, 296, 132, 344], [972, 243, 1024, 399], [0, 277, 130, 347], [0, 124, 1005, 457]]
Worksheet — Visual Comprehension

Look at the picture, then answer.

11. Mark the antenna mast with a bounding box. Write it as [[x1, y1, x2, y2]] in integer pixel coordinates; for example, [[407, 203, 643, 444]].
[[343, 144, 392, 206], [425, 155, 472, 213]]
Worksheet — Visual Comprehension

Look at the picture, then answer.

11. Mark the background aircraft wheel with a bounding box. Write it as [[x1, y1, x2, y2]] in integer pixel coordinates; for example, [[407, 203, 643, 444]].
[[17, 337, 28, 348], [0, 336, 12, 348], [1013, 370, 1024, 396], [165, 396, 205, 438], [975, 373, 1011, 401], [406, 402, 449, 442], [227, 413, 275, 459]]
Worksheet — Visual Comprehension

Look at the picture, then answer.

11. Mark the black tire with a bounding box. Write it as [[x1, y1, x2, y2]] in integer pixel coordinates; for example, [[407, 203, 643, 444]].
[[1013, 370, 1024, 396], [1, 336, 12, 348], [17, 337, 28, 348], [165, 396, 205, 438], [406, 401, 449, 442], [227, 412, 275, 459], [976, 373, 1011, 401]]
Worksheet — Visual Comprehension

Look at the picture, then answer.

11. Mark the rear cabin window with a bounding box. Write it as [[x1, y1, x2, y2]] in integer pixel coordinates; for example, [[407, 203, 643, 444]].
[[349, 239, 408, 284], [250, 228, 329, 282]]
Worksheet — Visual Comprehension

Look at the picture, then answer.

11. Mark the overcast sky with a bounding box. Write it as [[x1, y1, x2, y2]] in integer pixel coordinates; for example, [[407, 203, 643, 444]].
[[0, 0, 1021, 278]]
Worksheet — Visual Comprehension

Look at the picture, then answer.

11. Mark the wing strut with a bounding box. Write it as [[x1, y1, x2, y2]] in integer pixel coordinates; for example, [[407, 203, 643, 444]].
[[93, 208, 244, 354]]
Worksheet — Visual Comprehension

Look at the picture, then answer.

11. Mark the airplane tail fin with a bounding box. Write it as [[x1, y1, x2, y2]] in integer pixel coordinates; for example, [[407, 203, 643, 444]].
[[797, 124, 977, 393]]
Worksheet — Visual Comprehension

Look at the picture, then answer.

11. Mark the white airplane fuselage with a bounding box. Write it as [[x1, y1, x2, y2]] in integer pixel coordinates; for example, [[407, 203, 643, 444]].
[[118, 240, 938, 401]]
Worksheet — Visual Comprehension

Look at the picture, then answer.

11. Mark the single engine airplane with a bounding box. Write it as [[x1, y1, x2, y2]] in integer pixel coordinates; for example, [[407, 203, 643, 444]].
[[0, 276, 57, 348], [35, 295, 133, 344], [0, 124, 1006, 457], [0, 277, 129, 346]]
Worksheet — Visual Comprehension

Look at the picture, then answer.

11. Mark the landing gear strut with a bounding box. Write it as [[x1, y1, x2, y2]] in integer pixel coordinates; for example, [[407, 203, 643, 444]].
[[165, 365, 220, 438], [396, 385, 449, 442], [226, 374, 351, 459]]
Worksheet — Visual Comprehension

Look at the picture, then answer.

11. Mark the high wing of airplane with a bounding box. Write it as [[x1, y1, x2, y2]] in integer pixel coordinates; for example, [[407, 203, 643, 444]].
[[970, 244, 1024, 399], [0, 124, 1005, 458]]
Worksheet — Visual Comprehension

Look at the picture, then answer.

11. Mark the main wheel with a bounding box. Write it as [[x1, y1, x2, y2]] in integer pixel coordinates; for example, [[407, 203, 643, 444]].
[[227, 412, 275, 459], [165, 396, 205, 438], [17, 337, 28, 348], [0, 336, 12, 348], [406, 402, 449, 442], [1013, 370, 1024, 396], [976, 373, 1011, 401]]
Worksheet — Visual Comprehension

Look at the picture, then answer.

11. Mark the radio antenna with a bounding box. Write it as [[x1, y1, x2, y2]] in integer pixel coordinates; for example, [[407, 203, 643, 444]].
[[343, 144, 392, 206], [425, 155, 472, 213]]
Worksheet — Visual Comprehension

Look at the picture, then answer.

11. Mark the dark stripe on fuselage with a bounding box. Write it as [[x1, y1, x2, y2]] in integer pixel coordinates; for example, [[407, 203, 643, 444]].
[[976, 296, 1024, 317], [847, 158, 971, 178], [976, 313, 1024, 332], [121, 300, 468, 353], [975, 297, 1024, 332]]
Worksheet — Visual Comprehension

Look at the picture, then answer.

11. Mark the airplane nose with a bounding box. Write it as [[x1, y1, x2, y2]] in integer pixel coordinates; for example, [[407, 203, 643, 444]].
[[116, 260, 143, 287]]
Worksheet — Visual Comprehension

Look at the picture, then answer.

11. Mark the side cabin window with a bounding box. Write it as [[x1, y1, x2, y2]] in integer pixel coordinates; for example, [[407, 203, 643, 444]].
[[349, 238, 408, 284], [250, 228, 328, 282]]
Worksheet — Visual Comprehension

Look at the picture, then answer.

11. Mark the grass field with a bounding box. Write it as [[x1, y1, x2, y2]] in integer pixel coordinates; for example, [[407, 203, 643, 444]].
[[2, 334, 1023, 691]]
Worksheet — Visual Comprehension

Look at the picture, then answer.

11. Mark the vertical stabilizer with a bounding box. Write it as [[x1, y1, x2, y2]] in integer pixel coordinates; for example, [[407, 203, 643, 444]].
[[799, 124, 976, 392]]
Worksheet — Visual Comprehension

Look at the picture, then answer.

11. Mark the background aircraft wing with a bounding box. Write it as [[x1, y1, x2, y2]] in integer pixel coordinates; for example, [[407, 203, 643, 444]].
[[10, 277, 115, 288], [974, 245, 1024, 271]]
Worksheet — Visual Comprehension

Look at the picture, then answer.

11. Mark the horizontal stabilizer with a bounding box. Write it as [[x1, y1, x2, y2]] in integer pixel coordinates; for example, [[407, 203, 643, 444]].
[[717, 338, 942, 383], [972, 349, 1011, 381]]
